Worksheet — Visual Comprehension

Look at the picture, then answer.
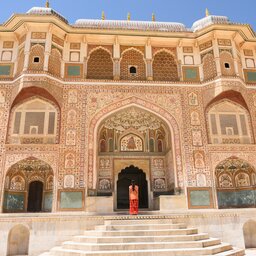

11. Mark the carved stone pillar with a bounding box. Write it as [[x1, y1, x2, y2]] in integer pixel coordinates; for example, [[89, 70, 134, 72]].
[[113, 58, 120, 80]]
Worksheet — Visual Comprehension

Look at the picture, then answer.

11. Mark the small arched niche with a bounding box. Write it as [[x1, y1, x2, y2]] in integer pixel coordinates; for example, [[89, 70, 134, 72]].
[[243, 220, 256, 249], [7, 224, 29, 256]]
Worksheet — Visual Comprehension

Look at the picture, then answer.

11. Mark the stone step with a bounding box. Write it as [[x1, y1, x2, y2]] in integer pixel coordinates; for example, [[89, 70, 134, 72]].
[[50, 243, 233, 255], [215, 248, 245, 255], [62, 238, 221, 251], [83, 228, 198, 237], [104, 219, 178, 225], [73, 233, 210, 243], [95, 223, 187, 231]]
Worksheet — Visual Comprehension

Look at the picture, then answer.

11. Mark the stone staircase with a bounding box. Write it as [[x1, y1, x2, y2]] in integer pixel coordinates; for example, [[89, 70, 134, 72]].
[[40, 217, 245, 256]]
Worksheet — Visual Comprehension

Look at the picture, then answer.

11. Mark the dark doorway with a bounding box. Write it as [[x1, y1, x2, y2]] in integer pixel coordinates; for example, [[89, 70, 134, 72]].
[[117, 165, 148, 209], [27, 181, 43, 212]]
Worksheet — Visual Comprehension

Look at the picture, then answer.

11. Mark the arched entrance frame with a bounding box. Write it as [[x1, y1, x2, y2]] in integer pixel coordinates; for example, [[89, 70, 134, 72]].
[[0, 155, 58, 213], [88, 96, 184, 191]]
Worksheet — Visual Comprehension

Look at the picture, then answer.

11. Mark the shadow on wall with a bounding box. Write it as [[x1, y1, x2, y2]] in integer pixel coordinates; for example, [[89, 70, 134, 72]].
[[243, 220, 256, 249], [7, 224, 29, 256]]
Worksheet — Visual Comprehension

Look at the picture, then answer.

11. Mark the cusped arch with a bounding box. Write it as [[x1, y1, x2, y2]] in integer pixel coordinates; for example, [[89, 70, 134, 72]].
[[215, 157, 256, 208], [3, 157, 54, 213], [120, 133, 144, 152], [88, 96, 183, 189], [7, 224, 30, 256], [28, 44, 45, 71], [88, 46, 112, 57], [219, 51, 235, 76], [153, 50, 179, 81], [6, 157, 54, 177], [120, 48, 146, 80], [87, 47, 113, 79]]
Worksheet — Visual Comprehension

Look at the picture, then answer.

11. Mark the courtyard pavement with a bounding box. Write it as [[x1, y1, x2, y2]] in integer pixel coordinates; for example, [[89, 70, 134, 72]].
[[246, 249, 256, 255]]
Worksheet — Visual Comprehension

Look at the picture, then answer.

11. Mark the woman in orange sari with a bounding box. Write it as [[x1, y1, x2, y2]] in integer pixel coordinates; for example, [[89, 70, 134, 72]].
[[129, 180, 139, 215]]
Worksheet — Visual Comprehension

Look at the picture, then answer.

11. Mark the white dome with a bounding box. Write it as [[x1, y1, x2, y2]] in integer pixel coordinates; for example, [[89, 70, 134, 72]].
[[192, 15, 229, 32], [74, 19, 188, 32], [26, 7, 68, 23]]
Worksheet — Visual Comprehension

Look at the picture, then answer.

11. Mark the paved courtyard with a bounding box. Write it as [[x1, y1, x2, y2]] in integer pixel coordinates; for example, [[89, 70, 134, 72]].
[[246, 249, 256, 255]]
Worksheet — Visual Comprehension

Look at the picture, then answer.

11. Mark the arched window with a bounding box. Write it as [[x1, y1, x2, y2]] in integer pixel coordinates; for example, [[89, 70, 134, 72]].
[[120, 49, 146, 80], [207, 101, 252, 144], [28, 44, 45, 71], [10, 98, 58, 144], [153, 51, 179, 81], [87, 48, 113, 79]]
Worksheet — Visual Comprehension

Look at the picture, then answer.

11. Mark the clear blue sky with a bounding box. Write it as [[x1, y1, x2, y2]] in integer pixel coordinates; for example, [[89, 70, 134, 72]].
[[0, 0, 255, 30]]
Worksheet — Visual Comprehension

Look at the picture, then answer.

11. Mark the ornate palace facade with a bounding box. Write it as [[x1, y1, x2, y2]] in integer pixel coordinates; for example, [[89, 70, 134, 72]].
[[1, 4, 256, 214]]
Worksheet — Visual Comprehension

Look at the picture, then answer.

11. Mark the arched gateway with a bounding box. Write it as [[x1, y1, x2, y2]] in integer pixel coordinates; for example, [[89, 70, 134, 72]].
[[92, 104, 180, 210], [3, 157, 54, 213]]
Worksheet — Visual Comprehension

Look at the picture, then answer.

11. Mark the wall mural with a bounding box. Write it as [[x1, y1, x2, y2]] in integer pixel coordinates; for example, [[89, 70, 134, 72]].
[[215, 157, 256, 208]]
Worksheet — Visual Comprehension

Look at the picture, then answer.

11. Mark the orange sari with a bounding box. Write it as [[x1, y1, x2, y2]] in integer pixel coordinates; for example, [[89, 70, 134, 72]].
[[129, 185, 139, 215]]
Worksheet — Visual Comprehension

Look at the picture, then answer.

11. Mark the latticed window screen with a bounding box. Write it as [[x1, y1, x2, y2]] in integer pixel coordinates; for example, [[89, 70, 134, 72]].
[[219, 114, 238, 135], [12, 99, 57, 137], [24, 112, 45, 134], [208, 101, 251, 144], [210, 114, 217, 135], [48, 112, 55, 134], [13, 112, 21, 134]]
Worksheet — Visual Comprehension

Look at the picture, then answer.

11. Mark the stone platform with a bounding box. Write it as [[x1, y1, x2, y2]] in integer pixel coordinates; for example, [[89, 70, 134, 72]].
[[1, 209, 256, 255]]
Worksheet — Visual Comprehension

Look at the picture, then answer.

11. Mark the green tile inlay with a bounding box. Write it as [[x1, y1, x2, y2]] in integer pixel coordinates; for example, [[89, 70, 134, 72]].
[[185, 68, 197, 79], [0, 65, 11, 76], [190, 190, 210, 206], [60, 191, 83, 209], [67, 66, 81, 76], [247, 71, 256, 81]]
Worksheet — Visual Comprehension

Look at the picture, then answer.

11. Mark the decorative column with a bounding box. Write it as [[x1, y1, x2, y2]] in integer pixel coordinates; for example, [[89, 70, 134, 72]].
[[43, 30, 52, 72], [194, 41, 204, 81], [231, 35, 241, 77], [146, 38, 153, 80], [213, 36, 222, 76], [177, 41, 183, 81], [82, 36, 88, 78], [113, 36, 120, 80], [23, 29, 32, 71], [12, 41, 19, 76], [61, 34, 69, 78]]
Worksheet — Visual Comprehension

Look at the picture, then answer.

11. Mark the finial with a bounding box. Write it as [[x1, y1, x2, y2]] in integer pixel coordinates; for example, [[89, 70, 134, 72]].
[[102, 11, 105, 20], [152, 13, 156, 22], [45, 0, 50, 8], [205, 8, 210, 17], [127, 12, 131, 21]]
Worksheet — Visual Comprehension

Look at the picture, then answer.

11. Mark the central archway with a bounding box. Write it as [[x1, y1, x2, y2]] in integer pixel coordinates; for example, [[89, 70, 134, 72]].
[[117, 165, 148, 209], [88, 97, 184, 192]]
